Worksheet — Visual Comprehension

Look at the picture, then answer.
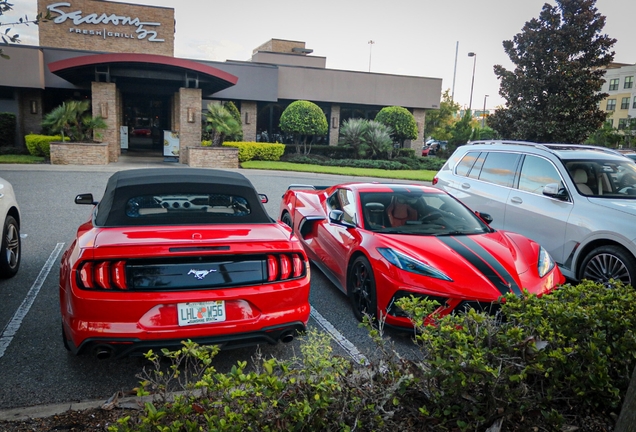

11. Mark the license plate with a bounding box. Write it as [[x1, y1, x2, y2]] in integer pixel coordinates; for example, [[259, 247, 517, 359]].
[[177, 301, 226, 326]]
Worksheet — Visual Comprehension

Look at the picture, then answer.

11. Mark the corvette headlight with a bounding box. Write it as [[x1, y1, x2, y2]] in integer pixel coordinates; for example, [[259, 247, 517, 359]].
[[377, 248, 452, 281], [538, 246, 555, 277]]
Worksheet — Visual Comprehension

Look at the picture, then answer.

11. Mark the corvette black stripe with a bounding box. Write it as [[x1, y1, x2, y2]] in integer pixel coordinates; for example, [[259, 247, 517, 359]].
[[438, 236, 522, 297]]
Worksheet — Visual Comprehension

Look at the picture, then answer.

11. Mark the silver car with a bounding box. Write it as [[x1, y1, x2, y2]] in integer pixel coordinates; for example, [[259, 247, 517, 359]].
[[0, 176, 21, 278], [433, 140, 636, 285]]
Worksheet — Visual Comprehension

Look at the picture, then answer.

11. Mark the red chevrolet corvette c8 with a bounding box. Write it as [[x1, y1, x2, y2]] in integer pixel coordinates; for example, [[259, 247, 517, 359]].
[[279, 182, 564, 328]]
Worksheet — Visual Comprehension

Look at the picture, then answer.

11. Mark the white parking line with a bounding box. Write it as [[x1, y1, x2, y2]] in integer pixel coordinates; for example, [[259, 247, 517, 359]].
[[310, 306, 369, 365], [0, 243, 65, 359]]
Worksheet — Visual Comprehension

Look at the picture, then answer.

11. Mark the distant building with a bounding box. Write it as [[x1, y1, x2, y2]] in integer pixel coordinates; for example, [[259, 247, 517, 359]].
[[0, 0, 442, 165], [598, 62, 636, 130]]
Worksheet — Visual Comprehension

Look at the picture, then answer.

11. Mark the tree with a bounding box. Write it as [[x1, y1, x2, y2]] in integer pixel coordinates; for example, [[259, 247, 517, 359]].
[[204, 103, 241, 147], [0, 1, 50, 59], [41, 100, 107, 142], [338, 118, 369, 158], [448, 110, 474, 147], [488, 0, 616, 143], [279, 100, 328, 155], [223, 101, 243, 142], [374, 106, 418, 148], [584, 121, 622, 147], [424, 89, 461, 141], [363, 120, 393, 159]]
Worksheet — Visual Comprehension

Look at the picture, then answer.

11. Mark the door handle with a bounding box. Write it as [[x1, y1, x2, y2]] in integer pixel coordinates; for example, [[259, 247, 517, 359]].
[[461, 183, 471, 189], [510, 196, 523, 204]]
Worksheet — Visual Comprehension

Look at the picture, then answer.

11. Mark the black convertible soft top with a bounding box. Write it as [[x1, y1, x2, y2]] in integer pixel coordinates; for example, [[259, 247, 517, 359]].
[[94, 168, 271, 227]]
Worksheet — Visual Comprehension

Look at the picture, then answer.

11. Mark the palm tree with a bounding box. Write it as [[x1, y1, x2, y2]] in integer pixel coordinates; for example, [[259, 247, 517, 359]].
[[42, 100, 107, 142], [204, 103, 241, 146]]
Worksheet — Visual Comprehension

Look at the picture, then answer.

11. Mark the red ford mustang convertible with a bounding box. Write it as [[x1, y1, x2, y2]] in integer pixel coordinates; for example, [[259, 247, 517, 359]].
[[60, 168, 310, 359], [279, 182, 564, 328]]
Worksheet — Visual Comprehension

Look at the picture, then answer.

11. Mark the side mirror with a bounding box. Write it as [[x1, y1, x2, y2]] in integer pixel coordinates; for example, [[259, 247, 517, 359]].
[[329, 210, 355, 228], [475, 211, 493, 225], [75, 193, 97, 205], [543, 183, 569, 201], [258, 194, 268, 204]]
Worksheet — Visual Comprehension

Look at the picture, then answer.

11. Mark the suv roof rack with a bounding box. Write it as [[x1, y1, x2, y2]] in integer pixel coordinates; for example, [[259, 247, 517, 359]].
[[465, 140, 623, 157]]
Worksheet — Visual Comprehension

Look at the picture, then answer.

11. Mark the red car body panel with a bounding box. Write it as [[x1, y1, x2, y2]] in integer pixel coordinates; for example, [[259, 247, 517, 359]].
[[280, 182, 564, 328], [60, 169, 310, 359]]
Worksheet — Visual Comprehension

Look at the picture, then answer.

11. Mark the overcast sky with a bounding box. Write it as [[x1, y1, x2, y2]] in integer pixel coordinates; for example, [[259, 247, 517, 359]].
[[4, 0, 635, 110]]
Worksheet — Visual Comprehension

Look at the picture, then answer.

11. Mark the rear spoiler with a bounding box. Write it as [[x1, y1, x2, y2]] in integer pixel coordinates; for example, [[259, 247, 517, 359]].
[[286, 184, 330, 191]]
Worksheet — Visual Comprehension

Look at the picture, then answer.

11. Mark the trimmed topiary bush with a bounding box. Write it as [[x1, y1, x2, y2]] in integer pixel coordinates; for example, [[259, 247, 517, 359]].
[[0, 113, 16, 147], [25, 134, 67, 158]]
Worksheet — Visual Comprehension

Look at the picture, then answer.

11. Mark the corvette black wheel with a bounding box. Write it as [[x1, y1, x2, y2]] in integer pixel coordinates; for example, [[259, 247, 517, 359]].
[[0, 215, 20, 278], [281, 212, 293, 229], [580, 245, 636, 286], [348, 256, 377, 322]]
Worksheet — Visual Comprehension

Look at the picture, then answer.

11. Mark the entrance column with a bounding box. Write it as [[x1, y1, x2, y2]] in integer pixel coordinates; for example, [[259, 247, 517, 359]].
[[412, 108, 427, 152], [91, 82, 119, 162], [177, 87, 202, 164]]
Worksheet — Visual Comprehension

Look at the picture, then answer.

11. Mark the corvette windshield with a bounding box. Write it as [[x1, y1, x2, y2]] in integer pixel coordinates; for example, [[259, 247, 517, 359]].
[[360, 191, 490, 236]]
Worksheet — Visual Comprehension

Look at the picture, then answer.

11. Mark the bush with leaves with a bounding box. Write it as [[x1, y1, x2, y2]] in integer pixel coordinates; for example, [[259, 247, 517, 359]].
[[0, 112, 16, 146], [279, 100, 328, 155], [375, 106, 418, 148], [41, 100, 107, 142]]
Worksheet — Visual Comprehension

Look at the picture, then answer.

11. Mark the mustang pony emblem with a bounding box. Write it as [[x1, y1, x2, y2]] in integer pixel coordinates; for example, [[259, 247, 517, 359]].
[[188, 269, 217, 280]]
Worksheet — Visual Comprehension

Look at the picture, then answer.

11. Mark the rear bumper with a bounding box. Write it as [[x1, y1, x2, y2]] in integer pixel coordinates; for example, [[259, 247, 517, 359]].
[[67, 322, 307, 359]]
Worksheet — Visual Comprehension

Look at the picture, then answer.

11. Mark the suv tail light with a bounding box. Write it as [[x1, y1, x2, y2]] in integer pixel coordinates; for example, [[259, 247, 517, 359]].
[[77, 260, 128, 290], [267, 253, 306, 281], [432, 177, 439, 186]]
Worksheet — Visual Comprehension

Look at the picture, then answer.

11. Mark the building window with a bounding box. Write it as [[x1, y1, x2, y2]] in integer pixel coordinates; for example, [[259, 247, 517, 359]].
[[606, 99, 616, 111], [625, 76, 634, 89], [609, 79, 619, 91], [621, 97, 630, 110], [619, 118, 629, 130], [633, 96, 636, 109], [606, 119, 613, 128]]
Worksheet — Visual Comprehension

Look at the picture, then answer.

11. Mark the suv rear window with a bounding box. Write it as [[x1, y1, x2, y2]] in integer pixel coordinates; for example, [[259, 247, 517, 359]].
[[456, 151, 521, 188]]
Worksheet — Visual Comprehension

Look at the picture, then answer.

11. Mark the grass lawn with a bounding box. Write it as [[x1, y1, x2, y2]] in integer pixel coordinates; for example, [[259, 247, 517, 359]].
[[241, 161, 437, 182], [0, 154, 46, 164]]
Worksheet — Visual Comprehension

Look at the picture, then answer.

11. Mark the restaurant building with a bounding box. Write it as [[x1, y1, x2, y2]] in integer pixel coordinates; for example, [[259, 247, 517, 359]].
[[0, 0, 442, 165]]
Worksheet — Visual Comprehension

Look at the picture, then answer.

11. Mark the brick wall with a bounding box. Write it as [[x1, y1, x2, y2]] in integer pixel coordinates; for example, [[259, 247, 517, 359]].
[[91, 82, 119, 162], [37, 0, 174, 56], [50, 142, 109, 165], [240, 101, 257, 142], [187, 147, 239, 169], [329, 104, 340, 145], [178, 88, 202, 164], [411, 108, 427, 152]]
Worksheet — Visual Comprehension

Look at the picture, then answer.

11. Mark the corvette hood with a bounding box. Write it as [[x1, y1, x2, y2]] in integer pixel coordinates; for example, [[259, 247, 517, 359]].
[[379, 231, 528, 299]]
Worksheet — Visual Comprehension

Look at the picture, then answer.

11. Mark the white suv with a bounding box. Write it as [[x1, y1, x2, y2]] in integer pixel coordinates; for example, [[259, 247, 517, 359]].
[[433, 140, 636, 285]]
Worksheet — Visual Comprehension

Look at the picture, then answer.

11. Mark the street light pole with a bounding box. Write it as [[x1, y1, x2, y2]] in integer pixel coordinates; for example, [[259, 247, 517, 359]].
[[368, 40, 375, 72], [482, 94, 489, 128], [468, 52, 477, 112]]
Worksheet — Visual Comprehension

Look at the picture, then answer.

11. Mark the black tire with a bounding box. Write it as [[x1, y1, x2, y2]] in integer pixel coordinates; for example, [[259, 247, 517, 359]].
[[348, 256, 377, 322], [62, 322, 71, 351], [0, 215, 20, 278], [281, 212, 293, 229], [580, 245, 636, 286]]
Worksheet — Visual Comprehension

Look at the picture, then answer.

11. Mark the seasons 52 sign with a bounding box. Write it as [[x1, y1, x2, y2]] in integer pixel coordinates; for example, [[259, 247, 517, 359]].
[[46, 2, 165, 42]]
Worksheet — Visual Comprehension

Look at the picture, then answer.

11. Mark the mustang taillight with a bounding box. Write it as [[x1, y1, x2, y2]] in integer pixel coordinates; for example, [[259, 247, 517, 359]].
[[267, 253, 306, 281], [77, 260, 128, 290]]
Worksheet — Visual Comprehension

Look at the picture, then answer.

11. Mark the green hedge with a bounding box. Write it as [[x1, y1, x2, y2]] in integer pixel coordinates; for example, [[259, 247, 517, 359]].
[[284, 154, 446, 171], [201, 141, 285, 162], [0, 113, 16, 147], [283, 144, 357, 159], [24, 134, 67, 158], [104, 281, 634, 432]]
